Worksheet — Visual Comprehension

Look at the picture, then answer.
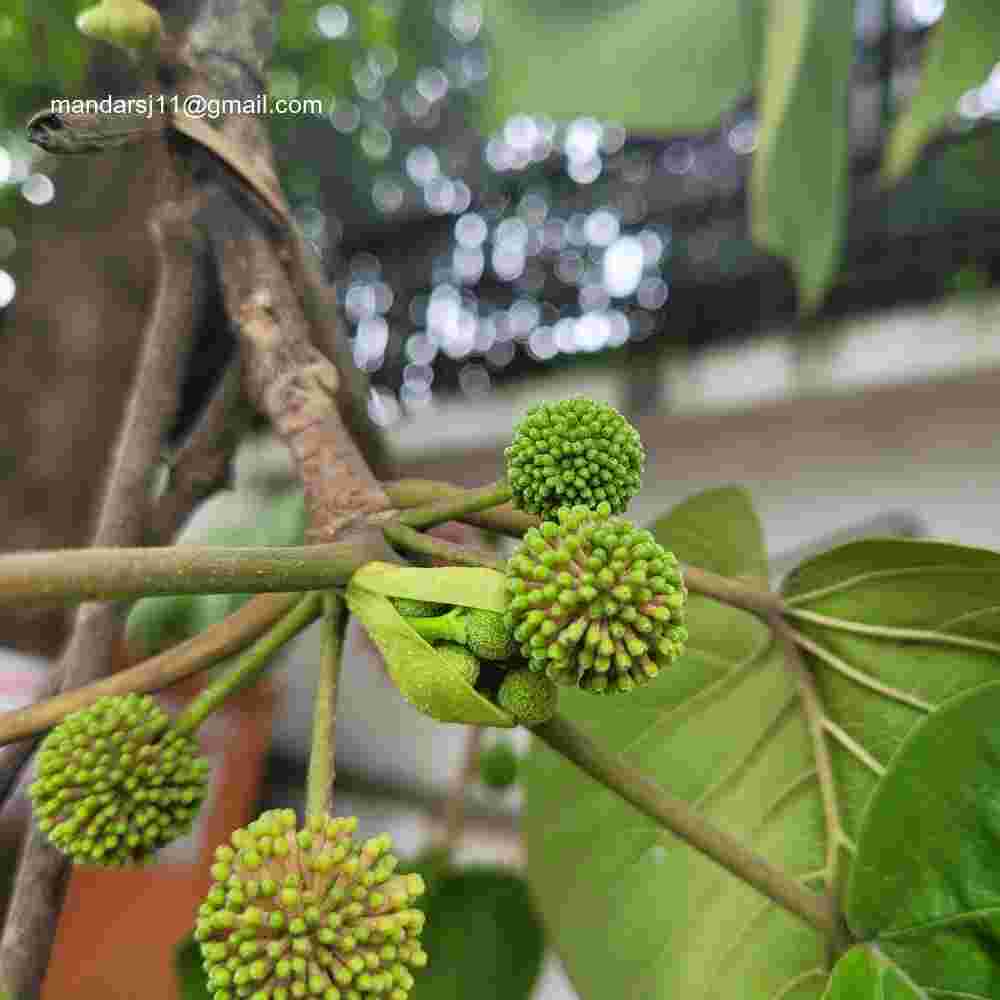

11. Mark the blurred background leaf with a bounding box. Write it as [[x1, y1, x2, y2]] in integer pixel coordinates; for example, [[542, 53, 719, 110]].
[[885, 0, 1000, 183], [482, 0, 763, 133], [415, 865, 545, 1000], [750, 0, 854, 311], [173, 933, 211, 1000]]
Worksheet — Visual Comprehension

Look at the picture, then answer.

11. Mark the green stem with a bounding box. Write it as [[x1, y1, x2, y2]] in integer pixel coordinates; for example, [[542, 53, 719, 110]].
[[383, 520, 503, 570], [306, 593, 346, 818], [0, 540, 381, 604], [534, 713, 836, 937], [405, 608, 464, 645], [397, 479, 512, 530], [0, 592, 299, 747], [385, 479, 536, 536], [682, 565, 785, 619], [173, 592, 323, 735]]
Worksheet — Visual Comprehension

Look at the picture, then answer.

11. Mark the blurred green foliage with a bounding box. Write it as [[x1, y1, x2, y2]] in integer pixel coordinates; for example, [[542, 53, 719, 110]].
[[0, 1, 88, 126]]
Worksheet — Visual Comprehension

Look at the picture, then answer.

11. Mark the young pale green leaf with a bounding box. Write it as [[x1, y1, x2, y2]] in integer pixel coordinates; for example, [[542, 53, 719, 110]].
[[414, 866, 545, 1000], [345, 581, 515, 727], [350, 561, 508, 612], [885, 3, 1000, 183], [481, 0, 762, 133], [751, 0, 854, 312], [822, 946, 926, 999], [523, 487, 836, 998], [845, 681, 1000, 996]]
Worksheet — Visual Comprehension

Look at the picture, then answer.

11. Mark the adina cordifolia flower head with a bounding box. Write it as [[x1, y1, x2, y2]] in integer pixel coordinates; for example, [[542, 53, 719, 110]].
[[504, 398, 644, 517], [505, 503, 688, 694], [195, 810, 427, 1000], [29, 693, 209, 866]]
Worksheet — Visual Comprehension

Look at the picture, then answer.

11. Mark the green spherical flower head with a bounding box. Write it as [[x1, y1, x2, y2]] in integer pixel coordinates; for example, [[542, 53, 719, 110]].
[[478, 739, 519, 790], [434, 642, 480, 686], [505, 398, 644, 516], [390, 596, 448, 618], [196, 810, 427, 1000], [505, 503, 688, 694], [404, 607, 513, 661], [28, 693, 209, 866], [497, 669, 557, 726]]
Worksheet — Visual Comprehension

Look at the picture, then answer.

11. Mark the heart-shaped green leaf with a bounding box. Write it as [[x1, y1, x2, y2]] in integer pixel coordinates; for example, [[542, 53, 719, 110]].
[[525, 491, 1000, 998], [783, 538, 1000, 994], [822, 945, 925, 999], [350, 562, 508, 612], [345, 581, 515, 727], [523, 487, 833, 998], [845, 680, 1000, 996]]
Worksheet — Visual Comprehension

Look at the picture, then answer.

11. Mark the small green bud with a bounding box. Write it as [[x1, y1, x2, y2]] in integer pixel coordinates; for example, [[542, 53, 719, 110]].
[[478, 739, 519, 789], [404, 607, 513, 661], [497, 670, 558, 726], [28, 693, 208, 866], [505, 398, 644, 517], [390, 597, 448, 618], [434, 642, 480, 686]]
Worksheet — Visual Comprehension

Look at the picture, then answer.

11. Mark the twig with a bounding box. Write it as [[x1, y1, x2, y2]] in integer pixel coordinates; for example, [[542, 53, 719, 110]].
[[534, 713, 836, 937], [0, 592, 301, 748], [174, 592, 322, 735], [0, 199, 201, 999], [382, 521, 504, 570], [384, 479, 537, 535], [305, 594, 346, 817], [150, 360, 250, 545], [397, 480, 512, 530]]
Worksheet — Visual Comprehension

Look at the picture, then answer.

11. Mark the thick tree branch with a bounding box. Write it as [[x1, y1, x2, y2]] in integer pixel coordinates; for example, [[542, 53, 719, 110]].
[[214, 227, 391, 539], [0, 198, 201, 999], [0, 540, 384, 603]]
